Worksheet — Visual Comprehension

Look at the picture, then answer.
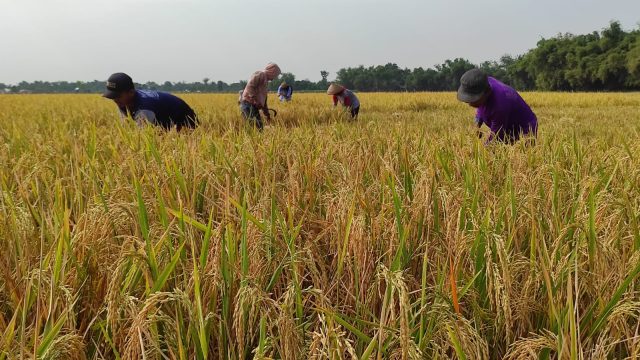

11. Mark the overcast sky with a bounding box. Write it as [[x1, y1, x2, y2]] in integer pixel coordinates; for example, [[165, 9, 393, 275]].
[[0, 0, 638, 84]]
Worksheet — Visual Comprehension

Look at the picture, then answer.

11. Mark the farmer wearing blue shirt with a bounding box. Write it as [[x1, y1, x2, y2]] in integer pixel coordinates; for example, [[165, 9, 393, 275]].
[[103, 73, 198, 131], [277, 82, 293, 102]]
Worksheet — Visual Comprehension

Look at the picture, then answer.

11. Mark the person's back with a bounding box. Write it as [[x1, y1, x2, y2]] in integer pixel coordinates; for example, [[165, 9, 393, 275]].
[[457, 69, 537, 144], [122, 90, 198, 130], [333, 88, 360, 109], [242, 71, 269, 107], [104, 72, 198, 131], [477, 77, 537, 141]]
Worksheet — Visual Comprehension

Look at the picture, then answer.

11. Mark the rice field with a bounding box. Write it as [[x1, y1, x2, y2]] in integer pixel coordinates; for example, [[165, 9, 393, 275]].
[[1, 92, 640, 359]]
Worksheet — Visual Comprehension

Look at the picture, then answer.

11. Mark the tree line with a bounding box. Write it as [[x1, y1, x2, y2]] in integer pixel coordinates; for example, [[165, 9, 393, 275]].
[[2, 21, 638, 94]]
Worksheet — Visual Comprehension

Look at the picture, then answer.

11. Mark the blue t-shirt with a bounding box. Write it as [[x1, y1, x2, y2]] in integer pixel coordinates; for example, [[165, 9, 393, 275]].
[[118, 90, 198, 130], [277, 85, 293, 99]]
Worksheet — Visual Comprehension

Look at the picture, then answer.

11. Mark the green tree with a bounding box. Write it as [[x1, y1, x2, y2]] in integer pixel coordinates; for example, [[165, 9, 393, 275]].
[[319, 70, 329, 89]]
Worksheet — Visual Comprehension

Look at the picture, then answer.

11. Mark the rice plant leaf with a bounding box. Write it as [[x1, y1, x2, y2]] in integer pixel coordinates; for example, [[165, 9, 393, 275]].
[[587, 260, 640, 337], [37, 313, 66, 358], [151, 241, 185, 293], [166, 207, 208, 232]]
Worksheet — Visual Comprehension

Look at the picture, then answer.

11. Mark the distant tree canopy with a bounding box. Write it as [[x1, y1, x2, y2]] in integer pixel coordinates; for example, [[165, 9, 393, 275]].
[[3, 22, 638, 94], [514, 21, 640, 90]]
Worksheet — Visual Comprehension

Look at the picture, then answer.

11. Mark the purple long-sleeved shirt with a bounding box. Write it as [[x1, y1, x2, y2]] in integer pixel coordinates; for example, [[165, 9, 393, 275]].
[[476, 77, 537, 143]]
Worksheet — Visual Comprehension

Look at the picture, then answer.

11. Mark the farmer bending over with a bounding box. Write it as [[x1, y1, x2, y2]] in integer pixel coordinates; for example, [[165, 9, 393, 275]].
[[327, 83, 360, 119], [240, 63, 281, 130], [277, 82, 293, 102], [103, 72, 198, 131], [457, 69, 537, 144]]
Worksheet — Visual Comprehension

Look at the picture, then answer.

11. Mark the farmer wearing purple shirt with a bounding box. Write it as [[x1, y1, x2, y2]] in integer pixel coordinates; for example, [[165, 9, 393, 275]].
[[457, 69, 537, 144]]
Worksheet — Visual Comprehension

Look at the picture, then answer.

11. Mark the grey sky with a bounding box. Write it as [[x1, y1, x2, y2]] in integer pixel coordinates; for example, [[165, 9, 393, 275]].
[[1, 0, 638, 84]]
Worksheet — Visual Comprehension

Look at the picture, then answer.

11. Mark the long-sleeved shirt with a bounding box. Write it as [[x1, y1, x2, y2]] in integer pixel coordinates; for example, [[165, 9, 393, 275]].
[[242, 71, 269, 109], [278, 85, 293, 101], [117, 90, 198, 130], [332, 89, 360, 109], [476, 77, 537, 143]]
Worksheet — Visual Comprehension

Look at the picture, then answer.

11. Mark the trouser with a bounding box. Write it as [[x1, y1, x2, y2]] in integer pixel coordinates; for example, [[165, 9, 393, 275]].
[[168, 110, 198, 132], [240, 101, 263, 130], [350, 106, 360, 119], [495, 125, 537, 145]]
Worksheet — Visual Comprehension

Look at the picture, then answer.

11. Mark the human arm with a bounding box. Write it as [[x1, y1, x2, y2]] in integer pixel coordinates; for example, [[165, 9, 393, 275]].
[[474, 116, 484, 138], [483, 113, 507, 145], [133, 110, 158, 127], [262, 94, 271, 121]]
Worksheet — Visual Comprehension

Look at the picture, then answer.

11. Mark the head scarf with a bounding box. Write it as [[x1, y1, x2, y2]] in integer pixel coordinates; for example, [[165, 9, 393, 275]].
[[264, 63, 281, 80]]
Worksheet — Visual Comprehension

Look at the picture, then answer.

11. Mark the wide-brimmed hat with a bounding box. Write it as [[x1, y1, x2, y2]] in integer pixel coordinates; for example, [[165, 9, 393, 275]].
[[327, 83, 345, 95], [457, 69, 490, 103]]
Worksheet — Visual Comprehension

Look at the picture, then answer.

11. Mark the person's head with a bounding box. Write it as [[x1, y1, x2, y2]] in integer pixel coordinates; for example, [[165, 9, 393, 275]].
[[280, 82, 289, 89], [457, 69, 491, 108], [264, 63, 281, 81], [103, 73, 136, 108], [327, 83, 345, 96]]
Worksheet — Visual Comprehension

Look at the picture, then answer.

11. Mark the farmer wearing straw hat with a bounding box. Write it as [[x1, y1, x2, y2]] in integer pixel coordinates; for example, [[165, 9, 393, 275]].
[[457, 69, 537, 144], [240, 62, 281, 130], [103, 72, 198, 131], [327, 83, 360, 119], [277, 82, 293, 102]]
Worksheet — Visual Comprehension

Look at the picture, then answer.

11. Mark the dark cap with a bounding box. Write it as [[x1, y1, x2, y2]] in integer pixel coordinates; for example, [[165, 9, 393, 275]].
[[103, 72, 134, 99], [457, 69, 490, 103]]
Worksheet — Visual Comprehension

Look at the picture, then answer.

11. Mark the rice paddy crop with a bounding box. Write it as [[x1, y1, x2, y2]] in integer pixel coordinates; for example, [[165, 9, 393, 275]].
[[1, 92, 640, 359]]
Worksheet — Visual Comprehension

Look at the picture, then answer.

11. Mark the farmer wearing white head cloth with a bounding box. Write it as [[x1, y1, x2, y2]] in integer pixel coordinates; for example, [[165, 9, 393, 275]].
[[240, 62, 281, 130]]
